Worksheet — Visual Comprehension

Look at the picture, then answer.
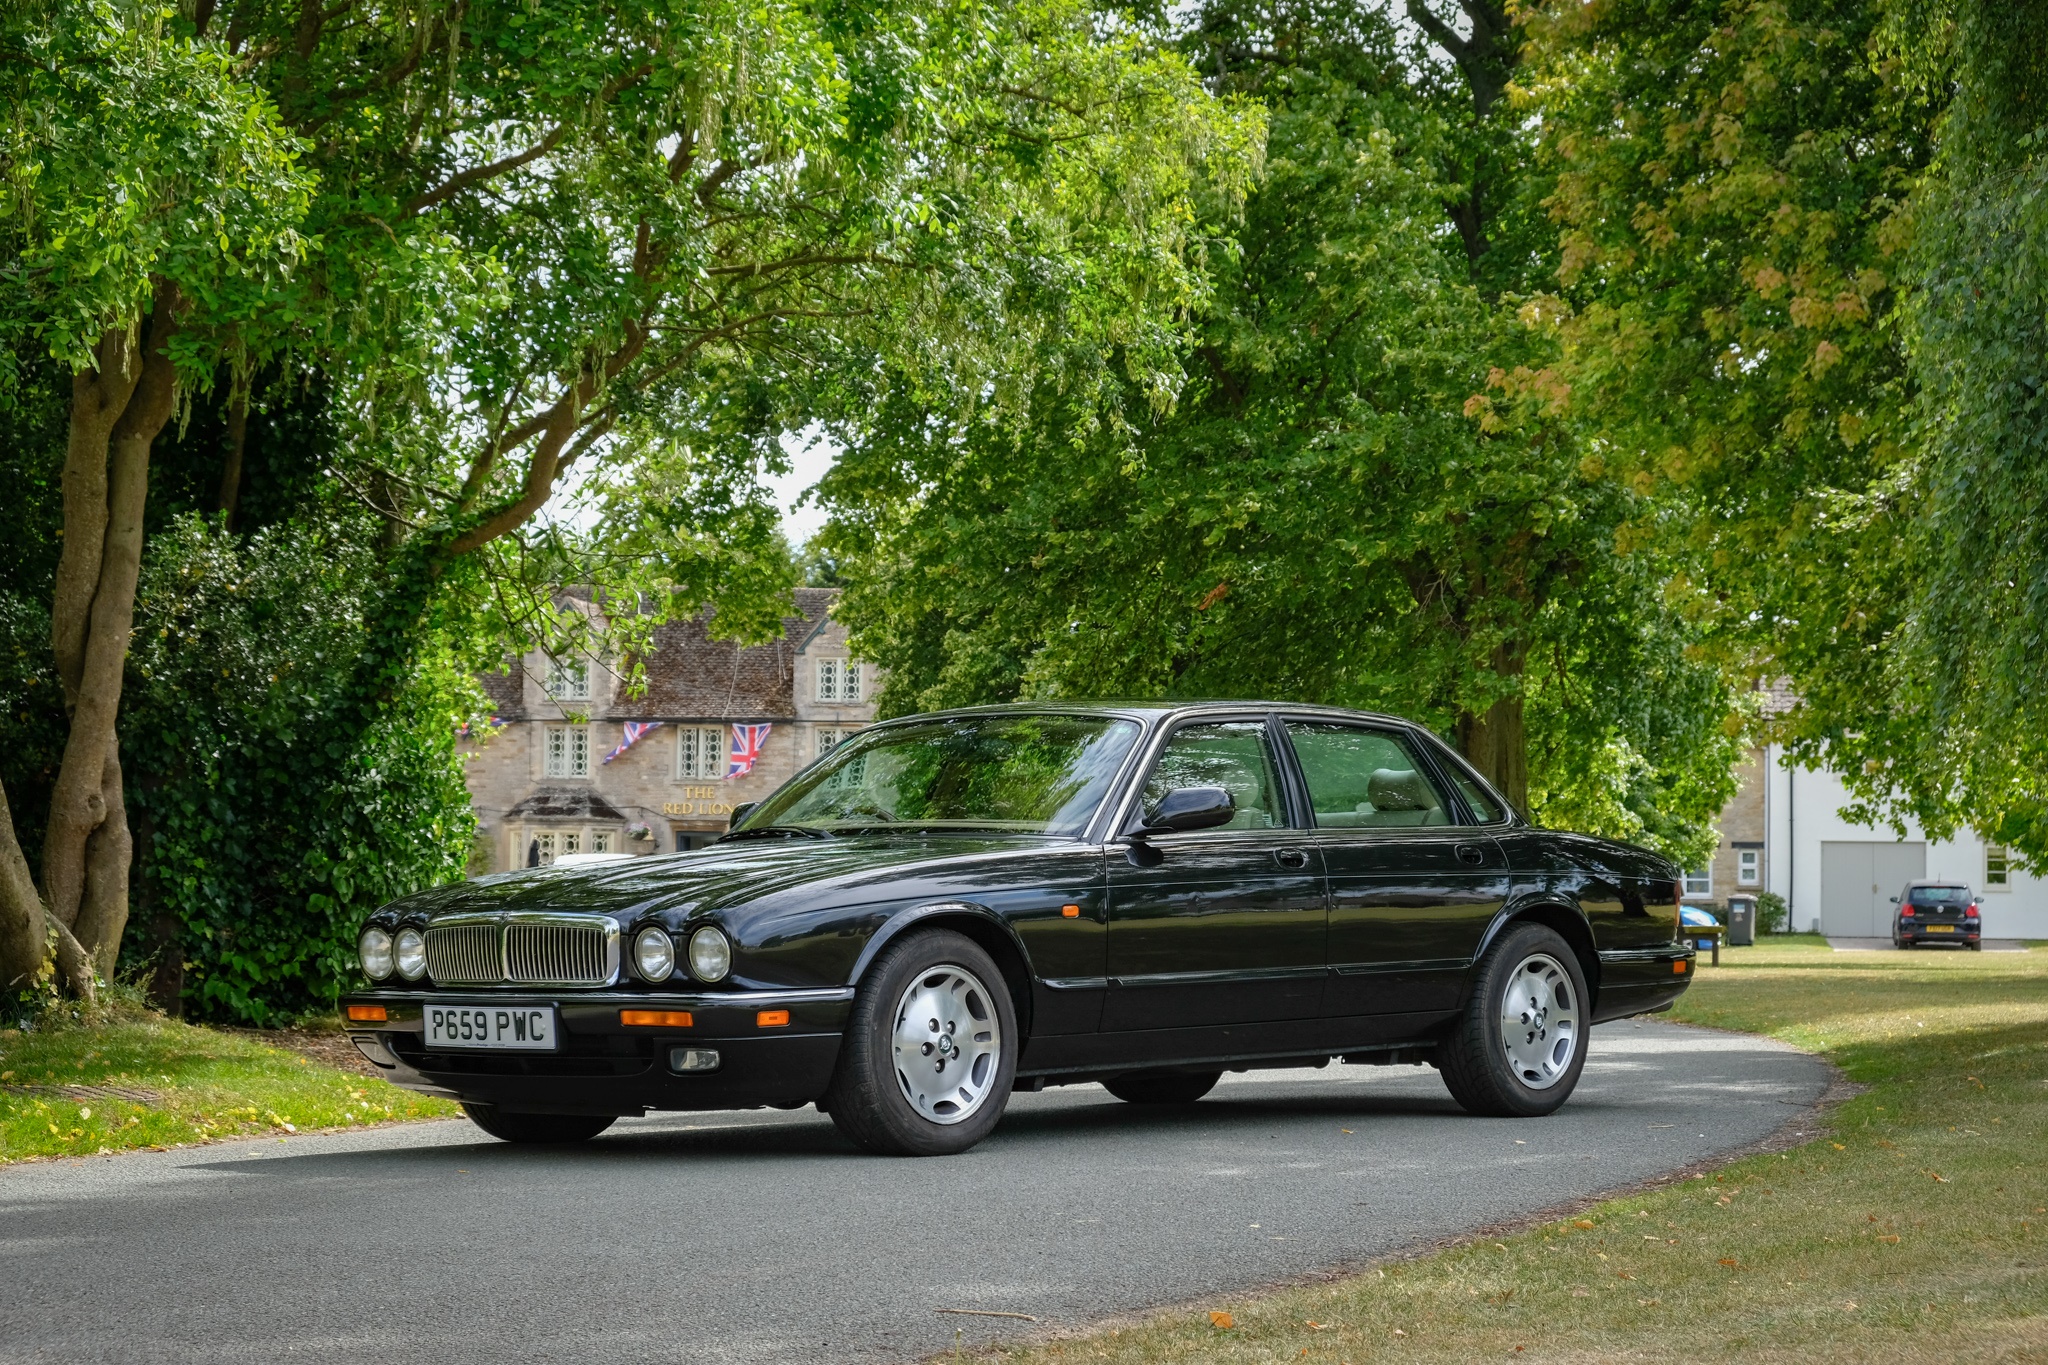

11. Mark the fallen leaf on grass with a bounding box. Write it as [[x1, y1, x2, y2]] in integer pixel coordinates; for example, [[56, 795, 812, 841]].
[[1391, 1328, 1406, 1337], [1878, 1234, 1900, 1244], [1574, 1219, 1595, 1230], [1831, 1143, 1846, 1150], [1925, 1171, 1949, 1183], [1718, 1258, 1740, 1268], [1571, 1289, 1591, 1298], [1617, 1272, 1635, 1280], [1209, 1311, 1234, 1330]]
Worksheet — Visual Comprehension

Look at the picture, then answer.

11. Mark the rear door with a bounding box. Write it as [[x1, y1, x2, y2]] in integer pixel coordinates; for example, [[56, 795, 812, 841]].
[[1283, 720, 1510, 1032], [1103, 718, 1326, 1033]]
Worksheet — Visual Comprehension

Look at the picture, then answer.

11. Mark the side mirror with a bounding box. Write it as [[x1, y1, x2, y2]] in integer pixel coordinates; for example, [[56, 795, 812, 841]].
[[1888, 896, 1899, 903], [728, 802, 757, 832], [1136, 786, 1235, 836]]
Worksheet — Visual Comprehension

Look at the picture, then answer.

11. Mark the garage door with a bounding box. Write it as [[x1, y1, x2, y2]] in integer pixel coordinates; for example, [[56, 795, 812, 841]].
[[1820, 841, 1926, 937]]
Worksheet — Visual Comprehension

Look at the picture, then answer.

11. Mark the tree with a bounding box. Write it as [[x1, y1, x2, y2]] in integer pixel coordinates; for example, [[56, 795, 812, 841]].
[[1, 0, 1261, 997], [0, 0, 310, 999], [818, 0, 1743, 859]]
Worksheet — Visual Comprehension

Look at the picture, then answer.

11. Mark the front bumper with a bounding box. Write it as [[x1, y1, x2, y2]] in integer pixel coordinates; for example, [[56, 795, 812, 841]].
[[341, 987, 853, 1117]]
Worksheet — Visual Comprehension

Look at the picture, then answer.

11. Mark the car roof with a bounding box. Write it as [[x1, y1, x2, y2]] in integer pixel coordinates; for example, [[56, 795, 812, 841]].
[[1903, 879, 1971, 888], [867, 700, 1427, 729]]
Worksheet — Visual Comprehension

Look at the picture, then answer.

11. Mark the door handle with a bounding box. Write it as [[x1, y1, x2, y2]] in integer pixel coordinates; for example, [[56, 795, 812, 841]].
[[1454, 844, 1487, 866], [1275, 847, 1309, 870]]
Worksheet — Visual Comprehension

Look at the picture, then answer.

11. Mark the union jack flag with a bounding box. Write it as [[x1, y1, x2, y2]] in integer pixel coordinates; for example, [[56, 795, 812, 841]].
[[728, 723, 772, 778], [603, 720, 663, 764]]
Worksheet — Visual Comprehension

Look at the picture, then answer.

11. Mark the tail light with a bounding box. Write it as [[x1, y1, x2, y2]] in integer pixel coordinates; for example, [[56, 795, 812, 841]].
[[1900, 905, 1914, 917], [1966, 902, 1980, 919]]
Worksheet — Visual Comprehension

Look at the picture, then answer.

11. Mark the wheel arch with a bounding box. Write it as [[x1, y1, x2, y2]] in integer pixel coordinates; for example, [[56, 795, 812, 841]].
[[847, 902, 1036, 1041], [1474, 896, 1602, 1010]]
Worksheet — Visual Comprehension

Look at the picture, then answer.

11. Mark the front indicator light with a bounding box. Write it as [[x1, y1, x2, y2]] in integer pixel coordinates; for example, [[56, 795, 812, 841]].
[[670, 1047, 721, 1073], [757, 1009, 790, 1027], [621, 1009, 693, 1028], [634, 926, 677, 982], [358, 928, 394, 981], [1674, 960, 1689, 974], [346, 1004, 387, 1022], [394, 928, 427, 980], [688, 926, 732, 982]]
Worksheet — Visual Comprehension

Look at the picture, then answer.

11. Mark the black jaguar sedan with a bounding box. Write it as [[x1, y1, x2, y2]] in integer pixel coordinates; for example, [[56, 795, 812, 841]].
[[343, 703, 1695, 1155]]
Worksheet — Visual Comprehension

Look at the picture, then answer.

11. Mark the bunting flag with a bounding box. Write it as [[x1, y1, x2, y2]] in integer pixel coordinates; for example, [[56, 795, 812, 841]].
[[456, 714, 504, 739], [603, 720, 663, 764], [728, 723, 772, 778]]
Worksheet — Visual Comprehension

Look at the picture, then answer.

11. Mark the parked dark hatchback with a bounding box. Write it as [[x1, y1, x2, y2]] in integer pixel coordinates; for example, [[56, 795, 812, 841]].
[[1891, 879, 1983, 949], [342, 703, 1695, 1155]]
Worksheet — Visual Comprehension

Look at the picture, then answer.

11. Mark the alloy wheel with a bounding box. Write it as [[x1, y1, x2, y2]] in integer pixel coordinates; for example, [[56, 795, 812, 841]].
[[1498, 951, 1581, 1090], [891, 963, 1002, 1125]]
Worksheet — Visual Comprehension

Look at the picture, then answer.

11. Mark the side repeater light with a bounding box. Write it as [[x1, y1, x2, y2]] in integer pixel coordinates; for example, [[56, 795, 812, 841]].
[[1674, 960, 1689, 975], [756, 1009, 790, 1028], [621, 1010, 694, 1028], [346, 1004, 388, 1022]]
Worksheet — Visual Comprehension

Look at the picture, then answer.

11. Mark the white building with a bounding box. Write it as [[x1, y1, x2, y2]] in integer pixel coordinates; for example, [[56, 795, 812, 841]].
[[1756, 749, 2045, 939]]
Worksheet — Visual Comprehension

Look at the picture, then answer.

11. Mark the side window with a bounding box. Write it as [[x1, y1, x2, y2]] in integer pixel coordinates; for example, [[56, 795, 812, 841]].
[[1142, 722, 1282, 832], [1443, 764, 1504, 823], [1284, 723, 1452, 829]]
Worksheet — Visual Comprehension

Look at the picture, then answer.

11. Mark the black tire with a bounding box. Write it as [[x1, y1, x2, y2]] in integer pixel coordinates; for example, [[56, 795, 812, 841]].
[[825, 929, 1019, 1156], [1970, 940, 1983, 951], [1439, 922, 1591, 1118], [460, 1103, 616, 1144], [1104, 1070, 1221, 1105]]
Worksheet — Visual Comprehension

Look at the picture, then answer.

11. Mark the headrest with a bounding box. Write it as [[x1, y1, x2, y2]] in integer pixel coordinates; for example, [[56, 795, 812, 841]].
[[1367, 768, 1436, 812]]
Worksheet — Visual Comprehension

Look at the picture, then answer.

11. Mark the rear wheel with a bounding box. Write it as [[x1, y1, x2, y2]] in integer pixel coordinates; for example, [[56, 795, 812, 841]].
[[1439, 923, 1590, 1118], [1104, 1070, 1221, 1105], [825, 929, 1017, 1156], [460, 1103, 615, 1144]]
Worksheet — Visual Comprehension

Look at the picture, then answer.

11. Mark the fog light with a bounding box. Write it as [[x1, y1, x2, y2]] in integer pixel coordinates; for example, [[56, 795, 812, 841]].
[[358, 927, 394, 981], [669, 1047, 721, 1073], [394, 928, 427, 981], [634, 926, 676, 982], [688, 926, 731, 982]]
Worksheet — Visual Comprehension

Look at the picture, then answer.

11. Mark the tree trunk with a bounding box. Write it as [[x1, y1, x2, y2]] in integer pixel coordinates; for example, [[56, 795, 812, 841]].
[[1457, 644, 1528, 814], [0, 779, 48, 993], [35, 280, 183, 996]]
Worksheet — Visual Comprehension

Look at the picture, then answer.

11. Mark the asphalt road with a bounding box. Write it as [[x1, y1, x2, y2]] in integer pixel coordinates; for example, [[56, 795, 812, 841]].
[[0, 1019, 1828, 1365]]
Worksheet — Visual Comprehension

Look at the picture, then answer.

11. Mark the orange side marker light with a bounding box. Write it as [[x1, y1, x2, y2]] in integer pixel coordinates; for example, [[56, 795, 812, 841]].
[[1061, 904, 1081, 918], [621, 1010, 694, 1028], [1674, 960, 1689, 975], [757, 1009, 791, 1028], [346, 1004, 387, 1023]]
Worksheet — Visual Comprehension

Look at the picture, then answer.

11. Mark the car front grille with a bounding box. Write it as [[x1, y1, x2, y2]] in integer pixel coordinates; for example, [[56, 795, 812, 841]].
[[424, 915, 619, 987]]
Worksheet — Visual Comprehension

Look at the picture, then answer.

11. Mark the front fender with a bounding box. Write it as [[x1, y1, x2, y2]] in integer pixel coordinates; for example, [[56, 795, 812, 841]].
[[846, 900, 1033, 987]]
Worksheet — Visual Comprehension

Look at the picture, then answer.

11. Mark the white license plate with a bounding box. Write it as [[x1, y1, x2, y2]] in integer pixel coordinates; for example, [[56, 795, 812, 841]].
[[424, 1004, 558, 1050]]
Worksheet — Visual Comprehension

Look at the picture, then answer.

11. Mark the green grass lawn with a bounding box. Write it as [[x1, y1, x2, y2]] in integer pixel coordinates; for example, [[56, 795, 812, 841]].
[[0, 1008, 457, 1162], [974, 938, 2048, 1364]]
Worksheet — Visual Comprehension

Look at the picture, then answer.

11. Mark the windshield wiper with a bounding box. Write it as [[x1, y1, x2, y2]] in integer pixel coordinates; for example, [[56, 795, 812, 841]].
[[717, 825, 832, 842]]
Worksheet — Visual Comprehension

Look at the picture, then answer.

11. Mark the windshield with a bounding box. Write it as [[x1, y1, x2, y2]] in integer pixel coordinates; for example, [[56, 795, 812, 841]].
[[1908, 886, 1971, 905], [735, 714, 1142, 837]]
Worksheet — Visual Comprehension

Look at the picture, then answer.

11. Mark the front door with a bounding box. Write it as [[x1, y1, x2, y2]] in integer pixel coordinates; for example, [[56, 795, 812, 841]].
[[1283, 720, 1510, 1034], [1103, 719, 1326, 1035]]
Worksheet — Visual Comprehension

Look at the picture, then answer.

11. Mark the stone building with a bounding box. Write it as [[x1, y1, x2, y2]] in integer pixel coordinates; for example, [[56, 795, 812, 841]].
[[461, 587, 877, 871]]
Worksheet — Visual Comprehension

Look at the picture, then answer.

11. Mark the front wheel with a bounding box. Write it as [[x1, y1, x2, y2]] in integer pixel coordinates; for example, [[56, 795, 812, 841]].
[[1439, 923, 1590, 1118], [460, 1103, 615, 1144], [825, 929, 1018, 1156], [1105, 1070, 1221, 1105]]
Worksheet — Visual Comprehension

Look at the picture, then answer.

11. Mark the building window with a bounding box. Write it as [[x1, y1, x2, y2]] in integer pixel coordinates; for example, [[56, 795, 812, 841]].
[[545, 657, 590, 701], [676, 725, 727, 780], [531, 832, 556, 865], [1986, 843, 2011, 890], [592, 830, 612, 854], [1737, 849, 1760, 887], [544, 725, 590, 777], [1682, 867, 1712, 898], [562, 831, 581, 856], [817, 658, 863, 703], [817, 727, 858, 759]]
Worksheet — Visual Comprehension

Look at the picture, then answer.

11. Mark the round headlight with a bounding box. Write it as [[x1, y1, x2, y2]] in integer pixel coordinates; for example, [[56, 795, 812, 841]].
[[634, 926, 676, 982], [358, 927, 394, 981], [687, 926, 731, 983], [394, 927, 427, 981]]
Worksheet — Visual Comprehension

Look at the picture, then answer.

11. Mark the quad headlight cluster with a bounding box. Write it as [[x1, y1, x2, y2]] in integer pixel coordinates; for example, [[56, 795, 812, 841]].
[[358, 926, 426, 982], [632, 924, 731, 983]]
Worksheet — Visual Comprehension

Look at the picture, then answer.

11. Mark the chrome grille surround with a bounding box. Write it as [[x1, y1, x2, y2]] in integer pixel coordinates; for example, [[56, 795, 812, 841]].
[[423, 913, 621, 988]]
